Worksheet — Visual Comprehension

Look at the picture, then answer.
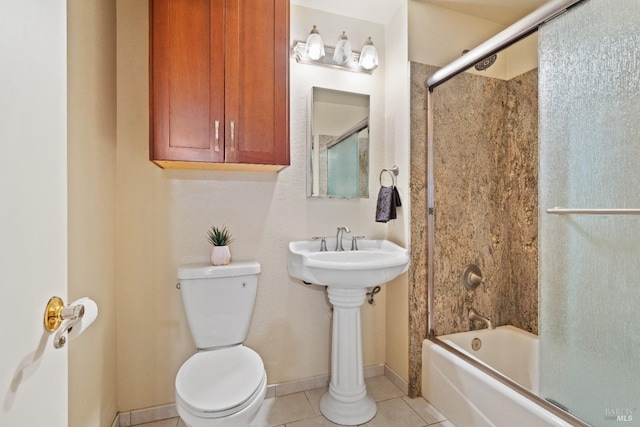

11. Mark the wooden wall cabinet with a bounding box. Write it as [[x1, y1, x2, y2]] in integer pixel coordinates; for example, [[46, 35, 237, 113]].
[[150, 0, 290, 171]]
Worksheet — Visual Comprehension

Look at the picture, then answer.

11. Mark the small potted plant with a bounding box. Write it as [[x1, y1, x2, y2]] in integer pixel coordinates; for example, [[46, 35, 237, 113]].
[[207, 225, 235, 266]]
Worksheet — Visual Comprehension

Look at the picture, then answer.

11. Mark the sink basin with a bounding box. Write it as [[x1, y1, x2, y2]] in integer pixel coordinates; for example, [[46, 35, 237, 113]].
[[288, 238, 410, 288]]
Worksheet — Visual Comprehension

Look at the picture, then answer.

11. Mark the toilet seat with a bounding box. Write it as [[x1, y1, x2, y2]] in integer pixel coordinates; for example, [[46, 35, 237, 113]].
[[176, 345, 265, 419]]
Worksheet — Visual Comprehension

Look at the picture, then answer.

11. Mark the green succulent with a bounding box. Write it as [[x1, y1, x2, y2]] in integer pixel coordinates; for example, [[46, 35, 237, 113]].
[[206, 225, 235, 246]]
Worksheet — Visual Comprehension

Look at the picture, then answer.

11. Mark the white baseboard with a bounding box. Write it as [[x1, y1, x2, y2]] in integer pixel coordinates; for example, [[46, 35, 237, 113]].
[[112, 403, 177, 427], [384, 364, 409, 395], [266, 363, 385, 398]]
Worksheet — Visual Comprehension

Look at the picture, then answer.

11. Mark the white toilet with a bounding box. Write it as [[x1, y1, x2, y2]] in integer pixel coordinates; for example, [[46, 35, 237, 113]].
[[175, 261, 266, 427]]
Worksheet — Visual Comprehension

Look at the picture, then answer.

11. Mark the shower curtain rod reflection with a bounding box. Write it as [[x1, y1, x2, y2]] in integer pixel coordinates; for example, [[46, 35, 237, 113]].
[[426, 0, 583, 90]]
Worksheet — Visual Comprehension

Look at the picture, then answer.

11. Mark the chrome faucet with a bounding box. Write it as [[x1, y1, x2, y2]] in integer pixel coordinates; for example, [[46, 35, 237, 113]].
[[468, 308, 495, 330], [335, 226, 351, 251]]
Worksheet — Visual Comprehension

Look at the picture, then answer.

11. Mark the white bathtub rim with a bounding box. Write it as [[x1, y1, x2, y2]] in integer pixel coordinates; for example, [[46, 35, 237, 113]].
[[437, 325, 538, 393], [423, 327, 590, 427], [424, 341, 569, 426]]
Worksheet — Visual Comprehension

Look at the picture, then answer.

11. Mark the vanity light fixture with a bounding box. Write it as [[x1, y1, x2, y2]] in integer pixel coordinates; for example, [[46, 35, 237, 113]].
[[291, 26, 378, 75], [358, 37, 379, 70], [304, 25, 325, 60]]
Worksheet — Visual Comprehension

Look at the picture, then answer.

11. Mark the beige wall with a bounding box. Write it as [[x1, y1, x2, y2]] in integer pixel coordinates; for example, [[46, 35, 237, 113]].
[[116, 1, 400, 411], [66, 0, 540, 415], [67, 0, 118, 425]]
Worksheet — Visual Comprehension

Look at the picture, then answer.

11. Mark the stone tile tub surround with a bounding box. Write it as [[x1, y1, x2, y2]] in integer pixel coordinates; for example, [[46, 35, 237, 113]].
[[408, 62, 538, 393]]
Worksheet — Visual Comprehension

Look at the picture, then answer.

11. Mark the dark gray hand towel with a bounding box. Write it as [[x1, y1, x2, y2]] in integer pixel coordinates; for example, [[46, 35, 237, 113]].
[[376, 186, 396, 223], [393, 186, 402, 207], [376, 185, 402, 223]]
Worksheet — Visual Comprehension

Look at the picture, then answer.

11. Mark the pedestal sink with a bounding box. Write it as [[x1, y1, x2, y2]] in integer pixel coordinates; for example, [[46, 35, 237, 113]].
[[288, 238, 410, 425]]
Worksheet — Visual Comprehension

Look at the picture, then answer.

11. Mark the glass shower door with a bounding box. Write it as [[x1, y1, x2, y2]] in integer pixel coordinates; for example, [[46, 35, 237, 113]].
[[538, 1, 640, 425], [327, 133, 360, 198]]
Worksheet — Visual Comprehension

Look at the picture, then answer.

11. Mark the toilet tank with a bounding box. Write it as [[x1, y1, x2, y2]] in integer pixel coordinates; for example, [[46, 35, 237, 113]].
[[177, 261, 260, 349]]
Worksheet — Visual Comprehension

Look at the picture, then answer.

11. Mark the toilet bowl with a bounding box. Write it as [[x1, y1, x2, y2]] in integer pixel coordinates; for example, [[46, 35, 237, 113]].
[[175, 346, 266, 426], [176, 262, 266, 427]]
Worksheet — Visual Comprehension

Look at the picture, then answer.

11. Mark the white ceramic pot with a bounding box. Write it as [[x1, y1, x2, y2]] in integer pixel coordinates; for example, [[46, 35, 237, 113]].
[[210, 245, 231, 266]]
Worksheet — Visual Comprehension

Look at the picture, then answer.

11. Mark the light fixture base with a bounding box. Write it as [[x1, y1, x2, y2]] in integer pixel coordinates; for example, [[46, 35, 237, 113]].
[[291, 41, 377, 75]]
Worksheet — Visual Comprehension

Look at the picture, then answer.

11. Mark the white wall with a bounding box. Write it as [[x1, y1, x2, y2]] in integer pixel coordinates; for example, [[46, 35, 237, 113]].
[[291, 0, 404, 25], [116, 1, 392, 411]]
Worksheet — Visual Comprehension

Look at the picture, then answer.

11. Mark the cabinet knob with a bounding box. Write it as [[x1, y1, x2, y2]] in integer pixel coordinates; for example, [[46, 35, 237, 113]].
[[230, 120, 236, 152], [214, 120, 220, 152]]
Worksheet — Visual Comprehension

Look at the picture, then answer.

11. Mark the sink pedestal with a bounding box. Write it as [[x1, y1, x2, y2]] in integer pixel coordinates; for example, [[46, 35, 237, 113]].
[[319, 287, 377, 425], [288, 238, 410, 424]]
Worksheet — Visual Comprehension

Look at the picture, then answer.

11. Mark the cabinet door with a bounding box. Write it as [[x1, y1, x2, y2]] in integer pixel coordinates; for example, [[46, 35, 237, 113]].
[[224, 0, 289, 166], [150, 0, 225, 163]]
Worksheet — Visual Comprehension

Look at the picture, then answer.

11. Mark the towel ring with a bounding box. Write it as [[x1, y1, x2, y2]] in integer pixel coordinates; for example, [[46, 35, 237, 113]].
[[379, 165, 399, 187]]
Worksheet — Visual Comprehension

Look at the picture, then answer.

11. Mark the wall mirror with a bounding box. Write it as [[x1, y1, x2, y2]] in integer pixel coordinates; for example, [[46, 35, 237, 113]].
[[309, 87, 370, 198]]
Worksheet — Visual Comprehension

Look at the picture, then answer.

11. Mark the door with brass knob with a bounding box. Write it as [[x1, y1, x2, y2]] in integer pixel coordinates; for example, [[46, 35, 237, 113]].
[[1, 1, 69, 425]]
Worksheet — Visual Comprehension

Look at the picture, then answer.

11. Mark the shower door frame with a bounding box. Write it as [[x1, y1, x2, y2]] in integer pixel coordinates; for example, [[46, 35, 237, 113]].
[[421, 1, 589, 426]]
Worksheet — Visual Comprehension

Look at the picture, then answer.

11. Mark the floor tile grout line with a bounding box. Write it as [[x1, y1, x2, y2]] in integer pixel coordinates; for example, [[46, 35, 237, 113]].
[[302, 389, 316, 417], [402, 396, 428, 423], [401, 395, 448, 426]]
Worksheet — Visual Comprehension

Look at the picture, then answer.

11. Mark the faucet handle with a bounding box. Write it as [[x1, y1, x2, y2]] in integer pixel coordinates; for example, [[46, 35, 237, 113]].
[[312, 236, 328, 251], [351, 235, 366, 251]]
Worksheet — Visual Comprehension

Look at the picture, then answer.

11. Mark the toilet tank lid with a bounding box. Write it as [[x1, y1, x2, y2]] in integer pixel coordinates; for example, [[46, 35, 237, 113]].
[[178, 261, 260, 279]]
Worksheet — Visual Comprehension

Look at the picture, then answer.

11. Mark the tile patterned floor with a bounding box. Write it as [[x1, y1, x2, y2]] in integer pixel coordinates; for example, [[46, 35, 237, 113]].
[[132, 376, 455, 427]]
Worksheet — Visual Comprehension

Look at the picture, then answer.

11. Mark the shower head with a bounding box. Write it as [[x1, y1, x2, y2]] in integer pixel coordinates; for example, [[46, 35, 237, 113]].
[[462, 49, 498, 71]]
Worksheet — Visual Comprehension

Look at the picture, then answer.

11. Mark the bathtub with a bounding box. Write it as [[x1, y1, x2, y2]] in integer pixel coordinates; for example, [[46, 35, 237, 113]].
[[422, 326, 585, 427]]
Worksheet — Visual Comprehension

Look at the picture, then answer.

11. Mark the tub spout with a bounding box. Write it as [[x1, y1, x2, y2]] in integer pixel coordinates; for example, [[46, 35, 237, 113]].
[[468, 308, 495, 330]]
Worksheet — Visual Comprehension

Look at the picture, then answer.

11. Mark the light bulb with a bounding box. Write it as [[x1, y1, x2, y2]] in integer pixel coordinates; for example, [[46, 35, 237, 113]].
[[305, 25, 325, 61], [358, 37, 379, 70], [333, 31, 352, 65]]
